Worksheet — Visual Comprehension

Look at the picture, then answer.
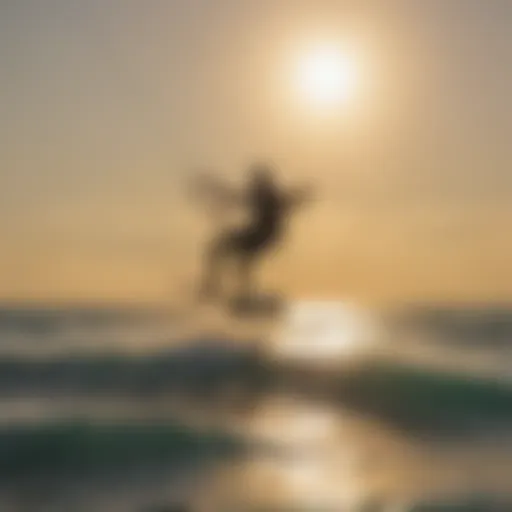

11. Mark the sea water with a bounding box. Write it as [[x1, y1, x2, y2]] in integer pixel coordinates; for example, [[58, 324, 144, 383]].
[[0, 304, 511, 511]]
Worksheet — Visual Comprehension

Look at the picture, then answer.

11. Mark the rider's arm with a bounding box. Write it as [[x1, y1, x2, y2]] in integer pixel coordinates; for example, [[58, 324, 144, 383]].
[[192, 172, 246, 208]]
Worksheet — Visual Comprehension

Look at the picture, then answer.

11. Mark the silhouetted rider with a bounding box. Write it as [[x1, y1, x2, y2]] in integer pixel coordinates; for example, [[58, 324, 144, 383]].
[[198, 163, 312, 300]]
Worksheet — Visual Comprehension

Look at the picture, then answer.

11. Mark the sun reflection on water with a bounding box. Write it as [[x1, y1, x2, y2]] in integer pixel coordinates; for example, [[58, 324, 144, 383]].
[[269, 300, 379, 364]]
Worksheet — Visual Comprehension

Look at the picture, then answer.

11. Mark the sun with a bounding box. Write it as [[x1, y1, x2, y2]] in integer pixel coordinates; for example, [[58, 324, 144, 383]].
[[296, 44, 358, 109]]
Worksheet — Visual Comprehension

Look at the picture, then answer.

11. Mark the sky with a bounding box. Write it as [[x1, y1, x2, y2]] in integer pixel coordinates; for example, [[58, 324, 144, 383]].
[[1, 0, 511, 305]]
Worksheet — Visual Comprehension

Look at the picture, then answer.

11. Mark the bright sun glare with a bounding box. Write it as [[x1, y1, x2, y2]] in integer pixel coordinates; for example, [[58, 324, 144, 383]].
[[296, 44, 358, 108], [270, 301, 377, 364]]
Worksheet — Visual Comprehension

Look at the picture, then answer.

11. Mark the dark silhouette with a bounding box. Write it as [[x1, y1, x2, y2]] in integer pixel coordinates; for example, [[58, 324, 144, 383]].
[[196, 163, 312, 305]]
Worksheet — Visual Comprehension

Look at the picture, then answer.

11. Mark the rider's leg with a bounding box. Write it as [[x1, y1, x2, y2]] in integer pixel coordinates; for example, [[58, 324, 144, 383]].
[[237, 252, 256, 299], [199, 233, 234, 299]]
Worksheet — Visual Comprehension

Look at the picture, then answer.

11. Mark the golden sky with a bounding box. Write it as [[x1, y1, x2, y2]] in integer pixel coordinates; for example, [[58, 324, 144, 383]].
[[1, 0, 511, 304]]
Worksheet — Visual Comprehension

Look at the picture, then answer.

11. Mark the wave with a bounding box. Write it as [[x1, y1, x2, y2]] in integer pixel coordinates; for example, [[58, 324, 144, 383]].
[[332, 361, 512, 435], [0, 419, 245, 479], [0, 306, 170, 338], [393, 304, 512, 347], [0, 339, 511, 437], [0, 339, 261, 394]]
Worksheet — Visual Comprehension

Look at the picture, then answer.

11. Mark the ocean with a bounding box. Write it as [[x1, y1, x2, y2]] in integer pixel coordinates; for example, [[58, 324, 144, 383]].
[[0, 303, 511, 511]]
